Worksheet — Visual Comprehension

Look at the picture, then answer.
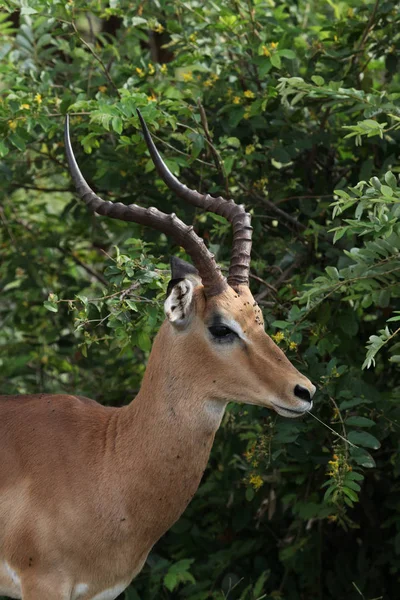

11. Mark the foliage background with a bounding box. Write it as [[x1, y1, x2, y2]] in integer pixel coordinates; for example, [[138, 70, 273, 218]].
[[0, 0, 400, 598]]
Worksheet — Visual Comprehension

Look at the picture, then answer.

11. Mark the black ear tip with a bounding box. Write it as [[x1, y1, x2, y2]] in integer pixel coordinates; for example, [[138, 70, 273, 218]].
[[170, 256, 199, 279]]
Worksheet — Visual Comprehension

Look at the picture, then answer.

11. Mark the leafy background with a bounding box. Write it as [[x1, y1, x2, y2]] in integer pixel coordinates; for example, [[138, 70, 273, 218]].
[[0, 0, 399, 599]]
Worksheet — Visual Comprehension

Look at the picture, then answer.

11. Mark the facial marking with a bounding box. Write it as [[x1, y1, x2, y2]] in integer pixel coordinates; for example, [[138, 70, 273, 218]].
[[209, 313, 249, 343]]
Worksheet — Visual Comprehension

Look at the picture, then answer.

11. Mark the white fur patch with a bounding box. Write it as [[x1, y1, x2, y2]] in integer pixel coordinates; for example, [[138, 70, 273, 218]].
[[0, 561, 22, 597], [164, 279, 194, 325], [91, 582, 128, 600], [72, 581, 128, 600], [71, 583, 89, 599]]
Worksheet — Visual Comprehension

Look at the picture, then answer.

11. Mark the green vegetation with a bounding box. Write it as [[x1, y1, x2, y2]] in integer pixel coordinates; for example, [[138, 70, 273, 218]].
[[0, 0, 399, 598]]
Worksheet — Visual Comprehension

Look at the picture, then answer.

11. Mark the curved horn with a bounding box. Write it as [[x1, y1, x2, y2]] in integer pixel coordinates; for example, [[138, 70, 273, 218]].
[[137, 110, 252, 288], [64, 115, 226, 297]]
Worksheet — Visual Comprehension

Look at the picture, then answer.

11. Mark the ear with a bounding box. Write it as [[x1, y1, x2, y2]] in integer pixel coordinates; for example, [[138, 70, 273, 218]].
[[170, 256, 199, 280], [165, 257, 200, 328], [164, 278, 195, 328]]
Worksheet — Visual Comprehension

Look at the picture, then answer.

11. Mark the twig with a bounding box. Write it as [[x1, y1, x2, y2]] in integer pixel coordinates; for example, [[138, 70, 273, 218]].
[[255, 256, 305, 302], [10, 184, 72, 193], [242, 186, 307, 231], [249, 273, 277, 295], [70, 20, 121, 98], [197, 101, 229, 196], [307, 412, 358, 448], [273, 194, 334, 206], [329, 396, 349, 459], [151, 133, 215, 169]]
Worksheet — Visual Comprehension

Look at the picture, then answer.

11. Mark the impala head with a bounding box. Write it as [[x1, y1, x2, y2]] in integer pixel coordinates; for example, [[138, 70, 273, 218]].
[[65, 111, 315, 418]]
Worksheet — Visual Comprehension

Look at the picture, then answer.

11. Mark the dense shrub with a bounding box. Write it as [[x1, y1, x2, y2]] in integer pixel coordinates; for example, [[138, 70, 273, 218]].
[[0, 1, 399, 598]]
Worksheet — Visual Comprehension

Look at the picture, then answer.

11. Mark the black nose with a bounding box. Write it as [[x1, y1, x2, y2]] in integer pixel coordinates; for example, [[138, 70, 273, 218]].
[[294, 384, 311, 402]]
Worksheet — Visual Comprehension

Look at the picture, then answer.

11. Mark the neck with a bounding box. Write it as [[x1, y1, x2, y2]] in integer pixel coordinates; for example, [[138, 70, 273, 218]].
[[114, 322, 226, 546]]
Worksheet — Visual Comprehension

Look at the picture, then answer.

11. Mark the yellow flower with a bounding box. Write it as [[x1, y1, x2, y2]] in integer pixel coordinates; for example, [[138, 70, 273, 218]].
[[289, 341, 298, 350], [272, 331, 285, 343], [98, 85, 107, 93], [160, 64, 167, 74], [8, 120, 17, 131], [249, 474, 263, 491], [204, 79, 213, 88], [254, 177, 268, 189], [245, 144, 255, 155], [147, 93, 157, 102], [244, 444, 255, 462], [183, 72, 193, 82], [244, 110, 251, 120], [244, 89, 255, 99], [233, 96, 241, 104], [148, 63, 155, 75], [35, 93, 42, 104], [262, 46, 271, 57], [189, 33, 197, 43], [136, 67, 145, 77], [153, 23, 164, 34], [20, 103, 30, 110], [270, 41, 279, 49], [211, 73, 219, 82]]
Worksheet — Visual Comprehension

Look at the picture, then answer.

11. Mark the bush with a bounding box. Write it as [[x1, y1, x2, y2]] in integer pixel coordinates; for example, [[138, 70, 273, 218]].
[[0, 1, 399, 598]]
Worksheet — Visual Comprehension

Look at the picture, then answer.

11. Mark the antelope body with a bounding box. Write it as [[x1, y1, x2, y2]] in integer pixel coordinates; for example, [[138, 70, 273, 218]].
[[0, 112, 315, 599]]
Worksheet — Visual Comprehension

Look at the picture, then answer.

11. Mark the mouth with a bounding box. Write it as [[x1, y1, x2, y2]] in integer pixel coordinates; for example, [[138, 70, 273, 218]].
[[272, 401, 313, 418]]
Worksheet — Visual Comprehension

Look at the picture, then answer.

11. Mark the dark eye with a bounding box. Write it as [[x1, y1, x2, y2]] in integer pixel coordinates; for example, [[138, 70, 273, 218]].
[[208, 325, 237, 342]]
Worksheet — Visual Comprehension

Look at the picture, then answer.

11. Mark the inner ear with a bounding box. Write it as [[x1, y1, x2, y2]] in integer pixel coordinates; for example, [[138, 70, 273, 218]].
[[164, 278, 195, 328]]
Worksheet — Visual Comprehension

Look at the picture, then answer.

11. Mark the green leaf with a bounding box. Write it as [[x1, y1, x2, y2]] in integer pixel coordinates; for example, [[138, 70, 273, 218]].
[[137, 330, 151, 352], [279, 49, 296, 59], [44, 301, 58, 313], [343, 479, 361, 492], [350, 447, 376, 468], [342, 487, 358, 502], [380, 185, 393, 198], [384, 171, 397, 189], [20, 6, 38, 15], [246, 486, 255, 501], [112, 116, 123, 134], [9, 133, 26, 152], [311, 75, 325, 86], [271, 320, 290, 329], [270, 53, 281, 69], [345, 416, 375, 428], [164, 572, 178, 592], [0, 140, 9, 157], [347, 431, 380, 449]]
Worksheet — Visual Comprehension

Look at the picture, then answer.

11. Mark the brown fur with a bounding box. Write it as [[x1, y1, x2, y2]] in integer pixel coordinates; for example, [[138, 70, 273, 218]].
[[0, 284, 314, 599]]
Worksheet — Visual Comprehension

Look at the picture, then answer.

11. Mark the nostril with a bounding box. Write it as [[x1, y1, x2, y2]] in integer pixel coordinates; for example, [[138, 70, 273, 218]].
[[294, 384, 311, 402]]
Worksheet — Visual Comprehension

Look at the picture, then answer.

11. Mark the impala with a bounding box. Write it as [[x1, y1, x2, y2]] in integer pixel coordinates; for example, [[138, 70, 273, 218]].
[[0, 111, 315, 600]]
